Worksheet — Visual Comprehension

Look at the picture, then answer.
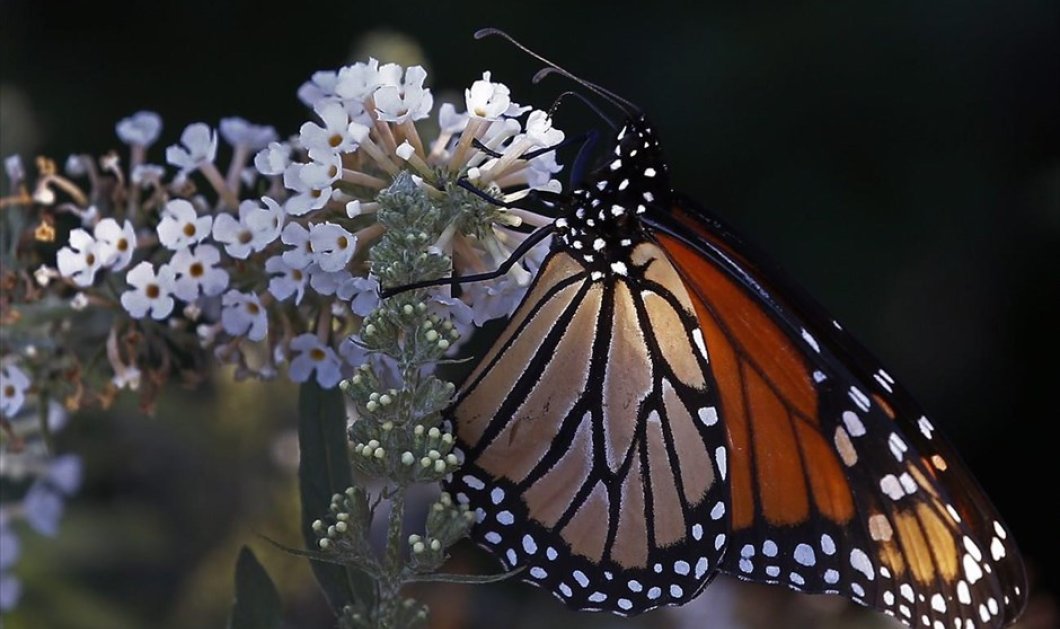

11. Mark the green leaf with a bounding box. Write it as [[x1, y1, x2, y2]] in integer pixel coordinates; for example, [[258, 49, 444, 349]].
[[227, 546, 282, 629], [297, 382, 376, 613]]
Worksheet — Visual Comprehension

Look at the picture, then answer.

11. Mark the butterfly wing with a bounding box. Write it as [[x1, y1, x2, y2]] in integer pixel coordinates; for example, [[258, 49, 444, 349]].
[[646, 197, 1028, 628], [446, 245, 731, 615]]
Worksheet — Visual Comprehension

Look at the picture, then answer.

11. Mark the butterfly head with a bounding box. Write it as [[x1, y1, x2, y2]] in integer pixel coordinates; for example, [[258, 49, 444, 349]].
[[555, 115, 671, 273]]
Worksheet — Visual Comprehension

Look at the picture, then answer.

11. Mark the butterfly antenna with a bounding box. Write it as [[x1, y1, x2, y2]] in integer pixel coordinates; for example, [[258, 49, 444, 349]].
[[475, 27, 640, 115], [548, 90, 617, 130]]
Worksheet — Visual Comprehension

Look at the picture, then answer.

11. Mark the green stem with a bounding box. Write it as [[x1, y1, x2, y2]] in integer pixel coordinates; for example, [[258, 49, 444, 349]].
[[379, 486, 407, 628]]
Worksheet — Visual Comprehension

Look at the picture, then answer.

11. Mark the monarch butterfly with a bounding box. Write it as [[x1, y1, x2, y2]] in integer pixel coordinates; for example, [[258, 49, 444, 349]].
[[432, 30, 1029, 628]]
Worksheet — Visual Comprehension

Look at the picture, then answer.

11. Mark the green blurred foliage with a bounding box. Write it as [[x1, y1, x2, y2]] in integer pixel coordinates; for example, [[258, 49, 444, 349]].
[[0, 1, 1057, 627]]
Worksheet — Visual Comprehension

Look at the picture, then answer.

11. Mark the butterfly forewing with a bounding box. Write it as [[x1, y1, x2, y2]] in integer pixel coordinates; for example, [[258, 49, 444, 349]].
[[648, 202, 1028, 628], [447, 244, 730, 614]]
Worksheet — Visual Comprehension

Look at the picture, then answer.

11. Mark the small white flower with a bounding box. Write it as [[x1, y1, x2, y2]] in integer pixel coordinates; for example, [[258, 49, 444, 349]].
[[165, 122, 218, 172], [280, 222, 314, 269], [157, 199, 212, 250], [56, 229, 106, 287], [121, 261, 176, 319], [219, 117, 278, 150], [299, 152, 343, 187], [245, 196, 284, 246], [334, 58, 382, 102], [111, 365, 142, 391], [309, 222, 356, 272], [116, 111, 162, 147], [4, 155, 25, 184], [438, 102, 469, 134], [524, 109, 565, 148], [282, 163, 333, 217], [70, 292, 89, 310], [526, 151, 563, 190], [298, 70, 340, 108], [265, 255, 307, 304], [466, 71, 511, 121], [288, 333, 342, 388], [253, 141, 291, 176], [299, 101, 370, 157], [374, 65, 433, 123], [212, 197, 283, 259], [221, 290, 268, 341], [93, 218, 137, 270], [65, 154, 88, 177], [336, 275, 380, 316], [170, 245, 229, 302], [0, 363, 31, 418]]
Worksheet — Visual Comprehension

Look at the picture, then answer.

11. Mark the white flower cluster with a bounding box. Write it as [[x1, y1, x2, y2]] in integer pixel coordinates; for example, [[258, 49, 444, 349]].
[[17, 58, 564, 393]]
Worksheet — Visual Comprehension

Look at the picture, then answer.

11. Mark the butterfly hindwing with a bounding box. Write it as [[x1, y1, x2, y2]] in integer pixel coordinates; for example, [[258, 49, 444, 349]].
[[447, 245, 730, 615]]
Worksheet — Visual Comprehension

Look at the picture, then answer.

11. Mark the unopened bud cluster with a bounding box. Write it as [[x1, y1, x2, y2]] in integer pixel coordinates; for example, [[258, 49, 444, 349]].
[[311, 486, 374, 563], [407, 492, 475, 573]]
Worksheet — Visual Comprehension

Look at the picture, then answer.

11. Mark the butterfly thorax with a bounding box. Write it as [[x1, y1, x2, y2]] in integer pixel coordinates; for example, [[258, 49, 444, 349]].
[[555, 115, 671, 278]]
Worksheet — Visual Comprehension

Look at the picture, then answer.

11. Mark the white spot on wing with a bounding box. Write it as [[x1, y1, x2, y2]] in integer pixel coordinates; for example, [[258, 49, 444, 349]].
[[842, 411, 866, 437], [801, 328, 820, 352], [698, 407, 718, 426]]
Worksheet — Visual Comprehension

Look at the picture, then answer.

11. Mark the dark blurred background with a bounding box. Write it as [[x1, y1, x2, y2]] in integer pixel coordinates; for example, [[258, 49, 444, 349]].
[[2, 1, 1057, 628]]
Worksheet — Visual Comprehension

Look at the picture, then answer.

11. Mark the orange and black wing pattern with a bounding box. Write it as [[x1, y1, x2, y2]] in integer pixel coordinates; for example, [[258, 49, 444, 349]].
[[647, 198, 1028, 628], [447, 244, 731, 614], [443, 111, 1026, 628]]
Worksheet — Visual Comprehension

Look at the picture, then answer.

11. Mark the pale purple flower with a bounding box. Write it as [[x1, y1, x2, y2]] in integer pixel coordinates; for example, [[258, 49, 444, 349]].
[[22, 482, 63, 537], [308, 222, 356, 272], [46, 455, 83, 495], [265, 256, 307, 304], [65, 154, 88, 177], [0, 363, 30, 418], [93, 218, 137, 270], [56, 228, 106, 287], [221, 290, 268, 341], [116, 111, 162, 147], [131, 164, 165, 186], [212, 197, 283, 259], [0, 574, 20, 612], [4, 155, 24, 184], [282, 163, 333, 217], [253, 141, 292, 176], [280, 222, 313, 269], [288, 333, 342, 388], [219, 117, 277, 150], [307, 265, 350, 296], [157, 199, 212, 250], [169, 245, 229, 302], [0, 520, 18, 570], [121, 261, 176, 319], [166, 123, 218, 172], [337, 275, 380, 316]]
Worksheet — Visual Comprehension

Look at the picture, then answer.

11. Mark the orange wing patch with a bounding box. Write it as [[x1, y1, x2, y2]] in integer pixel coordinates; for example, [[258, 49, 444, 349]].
[[656, 231, 852, 530]]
